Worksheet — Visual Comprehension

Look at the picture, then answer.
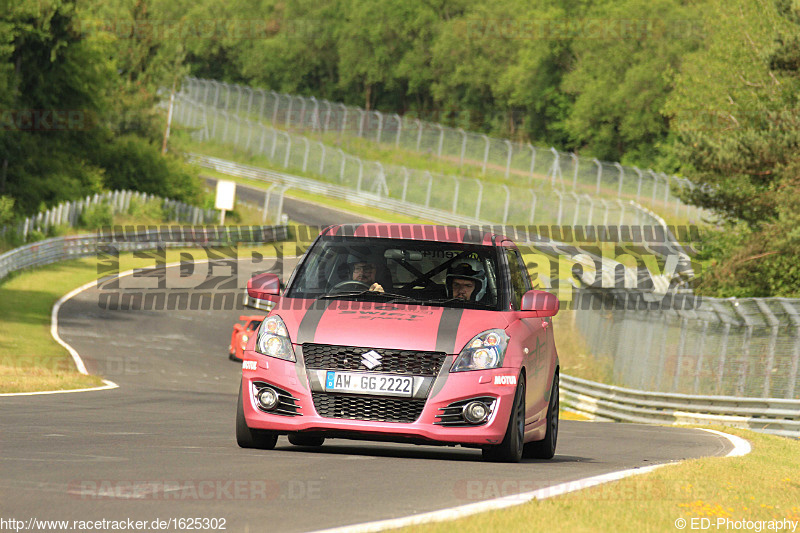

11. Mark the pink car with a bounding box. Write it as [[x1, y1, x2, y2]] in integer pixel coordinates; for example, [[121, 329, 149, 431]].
[[236, 224, 560, 462]]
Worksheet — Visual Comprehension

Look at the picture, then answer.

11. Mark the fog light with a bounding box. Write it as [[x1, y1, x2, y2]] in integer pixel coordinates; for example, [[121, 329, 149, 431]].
[[463, 401, 489, 424], [257, 387, 279, 411]]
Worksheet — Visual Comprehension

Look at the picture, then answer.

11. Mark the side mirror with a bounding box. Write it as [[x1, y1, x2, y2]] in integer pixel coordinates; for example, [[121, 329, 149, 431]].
[[521, 289, 559, 317], [247, 272, 281, 303]]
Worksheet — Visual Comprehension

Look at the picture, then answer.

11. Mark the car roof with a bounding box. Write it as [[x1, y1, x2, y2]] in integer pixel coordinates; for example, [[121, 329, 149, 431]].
[[320, 224, 512, 246]]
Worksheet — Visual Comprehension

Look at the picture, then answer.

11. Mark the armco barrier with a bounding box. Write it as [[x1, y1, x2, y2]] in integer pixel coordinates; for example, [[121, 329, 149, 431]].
[[561, 374, 800, 438], [0, 225, 289, 284]]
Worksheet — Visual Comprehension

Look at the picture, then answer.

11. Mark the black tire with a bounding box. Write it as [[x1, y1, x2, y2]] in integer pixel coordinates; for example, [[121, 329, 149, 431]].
[[288, 434, 325, 447], [482, 374, 525, 463], [523, 372, 559, 459], [236, 384, 278, 450]]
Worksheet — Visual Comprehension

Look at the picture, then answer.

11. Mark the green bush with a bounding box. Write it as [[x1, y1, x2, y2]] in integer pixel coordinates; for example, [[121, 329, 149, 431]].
[[80, 202, 113, 230], [127, 196, 165, 222]]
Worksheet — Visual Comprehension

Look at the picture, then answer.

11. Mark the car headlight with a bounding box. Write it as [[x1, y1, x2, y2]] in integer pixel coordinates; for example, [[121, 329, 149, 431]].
[[255, 316, 296, 362], [450, 329, 509, 372]]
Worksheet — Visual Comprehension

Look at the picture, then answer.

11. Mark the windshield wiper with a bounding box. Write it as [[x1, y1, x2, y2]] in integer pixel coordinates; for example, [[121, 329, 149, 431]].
[[317, 291, 417, 301]]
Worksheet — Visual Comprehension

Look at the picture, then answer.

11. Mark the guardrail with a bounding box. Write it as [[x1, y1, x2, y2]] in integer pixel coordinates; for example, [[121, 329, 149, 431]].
[[561, 374, 800, 438], [0, 225, 290, 284]]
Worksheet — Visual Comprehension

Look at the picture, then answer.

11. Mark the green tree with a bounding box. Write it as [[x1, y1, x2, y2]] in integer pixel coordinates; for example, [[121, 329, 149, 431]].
[[561, 0, 702, 166], [666, 0, 800, 296]]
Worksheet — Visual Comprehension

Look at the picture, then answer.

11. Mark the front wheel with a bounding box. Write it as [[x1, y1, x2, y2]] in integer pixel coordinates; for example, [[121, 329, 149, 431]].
[[236, 384, 278, 450], [482, 373, 525, 463], [523, 372, 559, 459]]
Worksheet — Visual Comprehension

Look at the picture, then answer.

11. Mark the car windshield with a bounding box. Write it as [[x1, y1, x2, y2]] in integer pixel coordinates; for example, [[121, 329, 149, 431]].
[[285, 236, 501, 310]]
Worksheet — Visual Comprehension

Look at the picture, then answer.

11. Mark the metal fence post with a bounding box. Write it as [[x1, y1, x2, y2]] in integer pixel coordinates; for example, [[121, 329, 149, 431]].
[[356, 158, 364, 192], [272, 93, 281, 125], [529, 144, 536, 184], [302, 138, 310, 172], [323, 101, 332, 133], [755, 299, 780, 397], [502, 185, 511, 224], [555, 190, 564, 225], [416, 119, 423, 151], [778, 301, 800, 398], [614, 162, 624, 198], [634, 167, 644, 203], [357, 109, 365, 138], [310, 97, 319, 131], [651, 172, 660, 206], [571, 153, 579, 191], [283, 133, 291, 168], [528, 191, 537, 224], [549, 148, 562, 189], [424, 172, 433, 207], [394, 114, 402, 148], [299, 97, 307, 129], [376, 111, 383, 144], [693, 320, 709, 394], [437, 124, 445, 157], [318, 142, 326, 175]]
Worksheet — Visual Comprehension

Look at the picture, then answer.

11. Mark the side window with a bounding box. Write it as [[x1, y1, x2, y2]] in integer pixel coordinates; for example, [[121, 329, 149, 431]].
[[505, 249, 527, 310]]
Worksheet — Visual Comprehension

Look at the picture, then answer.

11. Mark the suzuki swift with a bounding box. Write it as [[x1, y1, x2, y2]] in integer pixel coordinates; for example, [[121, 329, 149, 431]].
[[236, 224, 560, 462]]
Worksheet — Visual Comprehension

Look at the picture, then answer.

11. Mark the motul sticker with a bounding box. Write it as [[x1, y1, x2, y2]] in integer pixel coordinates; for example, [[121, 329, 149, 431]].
[[242, 360, 258, 371], [493, 375, 517, 385]]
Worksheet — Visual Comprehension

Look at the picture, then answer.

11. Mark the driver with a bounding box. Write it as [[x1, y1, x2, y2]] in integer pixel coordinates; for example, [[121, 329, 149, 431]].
[[346, 253, 385, 292], [446, 259, 486, 301]]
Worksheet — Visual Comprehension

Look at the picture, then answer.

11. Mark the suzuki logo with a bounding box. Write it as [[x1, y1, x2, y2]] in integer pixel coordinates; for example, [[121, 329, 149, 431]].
[[361, 350, 382, 370]]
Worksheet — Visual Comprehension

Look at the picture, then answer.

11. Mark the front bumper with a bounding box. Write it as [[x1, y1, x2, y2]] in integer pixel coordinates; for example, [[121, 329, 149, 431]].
[[240, 355, 520, 446]]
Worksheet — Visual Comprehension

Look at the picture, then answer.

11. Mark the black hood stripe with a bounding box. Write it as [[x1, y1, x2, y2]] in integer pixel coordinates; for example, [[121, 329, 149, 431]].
[[296, 300, 332, 344], [435, 308, 464, 354]]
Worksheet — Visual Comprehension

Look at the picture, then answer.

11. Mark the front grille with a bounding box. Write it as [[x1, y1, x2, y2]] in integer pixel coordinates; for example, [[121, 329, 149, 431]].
[[252, 381, 302, 417], [303, 343, 446, 376], [311, 392, 425, 423]]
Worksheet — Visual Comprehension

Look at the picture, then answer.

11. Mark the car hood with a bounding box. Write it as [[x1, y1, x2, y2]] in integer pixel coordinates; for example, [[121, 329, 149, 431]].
[[272, 298, 511, 354]]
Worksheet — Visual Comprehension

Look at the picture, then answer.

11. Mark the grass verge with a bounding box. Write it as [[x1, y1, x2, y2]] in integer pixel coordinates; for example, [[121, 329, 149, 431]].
[[395, 427, 800, 533], [0, 245, 283, 394]]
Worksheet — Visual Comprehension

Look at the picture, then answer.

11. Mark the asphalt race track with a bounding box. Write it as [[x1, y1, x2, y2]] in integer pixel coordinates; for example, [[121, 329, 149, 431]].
[[0, 195, 737, 532]]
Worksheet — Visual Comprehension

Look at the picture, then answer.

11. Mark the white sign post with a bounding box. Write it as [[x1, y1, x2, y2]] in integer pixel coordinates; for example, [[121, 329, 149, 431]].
[[215, 180, 236, 225]]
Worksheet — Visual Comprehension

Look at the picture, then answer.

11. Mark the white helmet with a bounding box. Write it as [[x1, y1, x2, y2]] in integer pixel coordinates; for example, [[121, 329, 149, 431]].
[[446, 258, 487, 301]]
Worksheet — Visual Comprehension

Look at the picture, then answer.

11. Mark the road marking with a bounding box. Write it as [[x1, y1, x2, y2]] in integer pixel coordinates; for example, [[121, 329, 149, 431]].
[[309, 429, 751, 533]]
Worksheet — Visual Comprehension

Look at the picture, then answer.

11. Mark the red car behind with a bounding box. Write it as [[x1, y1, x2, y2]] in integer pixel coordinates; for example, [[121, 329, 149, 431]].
[[229, 316, 264, 362]]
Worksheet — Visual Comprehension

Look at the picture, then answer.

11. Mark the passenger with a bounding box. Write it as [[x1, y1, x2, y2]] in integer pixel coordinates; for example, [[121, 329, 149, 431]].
[[446, 260, 487, 301]]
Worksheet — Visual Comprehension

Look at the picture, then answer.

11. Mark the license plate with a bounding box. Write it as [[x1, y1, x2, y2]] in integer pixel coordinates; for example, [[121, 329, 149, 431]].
[[325, 371, 414, 397]]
